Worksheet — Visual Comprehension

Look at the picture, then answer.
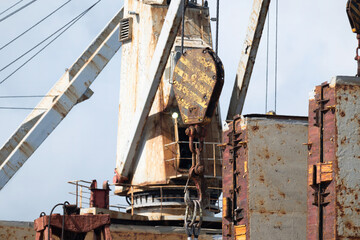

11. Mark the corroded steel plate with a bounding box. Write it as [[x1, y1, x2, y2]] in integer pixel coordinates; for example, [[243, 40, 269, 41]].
[[172, 48, 224, 125], [347, 0, 360, 33]]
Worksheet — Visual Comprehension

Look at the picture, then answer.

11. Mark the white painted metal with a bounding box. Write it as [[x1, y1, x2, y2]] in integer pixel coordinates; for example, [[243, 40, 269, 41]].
[[115, 0, 184, 178], [0, 8, 124, 190], [226, 0, 271, 120]]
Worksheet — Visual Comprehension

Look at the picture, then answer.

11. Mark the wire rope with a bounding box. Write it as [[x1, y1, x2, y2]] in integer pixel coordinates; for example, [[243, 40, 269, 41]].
[[215, 0, 219, 55], [0, 0, 25, 17], [0, 0, 101, 85], [0, 0, 72, 51], [0, 0, 39, 23], [265, 9, 270, 113], [0, 2, 93, 72], [274, 0, 279, 113], [0, 95, 55, 98], [0, 106, 47, 110]]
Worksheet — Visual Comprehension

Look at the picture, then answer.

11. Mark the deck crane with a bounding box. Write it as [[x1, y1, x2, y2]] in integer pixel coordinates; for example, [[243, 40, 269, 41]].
[[0, 0, 270, 237]]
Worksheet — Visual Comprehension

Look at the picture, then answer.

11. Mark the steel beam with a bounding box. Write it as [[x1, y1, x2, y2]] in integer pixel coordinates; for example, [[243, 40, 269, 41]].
[[0, 8, 124, 190], [226, 0, 270, 120], [116, 0, 184, 178]]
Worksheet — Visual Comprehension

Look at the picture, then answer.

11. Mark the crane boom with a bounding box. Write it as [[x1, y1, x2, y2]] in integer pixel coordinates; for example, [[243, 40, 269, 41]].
[[226, 0, 271, 120], [0, 8, 124, 190]]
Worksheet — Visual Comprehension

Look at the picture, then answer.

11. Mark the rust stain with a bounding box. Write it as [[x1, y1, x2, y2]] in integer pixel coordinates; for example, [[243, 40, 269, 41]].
[[19, 141, 34, 159], [252, 125, 259, 131], [259, 174, 265, 183], [278, 190, 286, 198], [275, 124, 285, 130], [53, 101, 68, 118], [279, 209, 286, 215]]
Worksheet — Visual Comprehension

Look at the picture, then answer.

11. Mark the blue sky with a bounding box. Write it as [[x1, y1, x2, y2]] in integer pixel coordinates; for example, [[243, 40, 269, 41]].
[[0, 0, 356, 221]]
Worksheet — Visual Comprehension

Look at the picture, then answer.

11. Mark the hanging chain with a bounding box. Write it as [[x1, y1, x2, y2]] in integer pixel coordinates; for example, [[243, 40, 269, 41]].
[[184, 125, 206, 240]]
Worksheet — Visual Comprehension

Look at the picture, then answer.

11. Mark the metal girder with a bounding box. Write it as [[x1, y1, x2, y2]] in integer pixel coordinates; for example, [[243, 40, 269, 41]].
[[0, 8, 124, 190], [115, 0, 184, 178], [226, 0, 271, 120]]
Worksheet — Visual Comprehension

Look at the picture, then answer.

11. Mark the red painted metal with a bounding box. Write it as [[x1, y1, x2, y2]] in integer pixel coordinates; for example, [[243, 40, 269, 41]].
[[90, 180, 110, 209], [112, 169, 128, 184], [222, 115, 248, 239], [34, 214, 111, 240], [307, 83, 336, 240]]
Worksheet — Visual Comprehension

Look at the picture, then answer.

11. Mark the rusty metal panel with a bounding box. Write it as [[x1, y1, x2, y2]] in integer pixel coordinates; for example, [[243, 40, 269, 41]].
[[223, 115, 308, 240], [0, 221, 35, 240], [335, 77, 360, 238], [109, 224, 219, 240], [0, 220, 219, 240], [307, 76, 360, 239]]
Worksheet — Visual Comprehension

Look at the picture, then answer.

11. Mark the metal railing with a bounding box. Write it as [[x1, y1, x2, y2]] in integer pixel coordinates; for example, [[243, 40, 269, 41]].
[[67, 180, 128, 212], [164, 141, 223, 178]]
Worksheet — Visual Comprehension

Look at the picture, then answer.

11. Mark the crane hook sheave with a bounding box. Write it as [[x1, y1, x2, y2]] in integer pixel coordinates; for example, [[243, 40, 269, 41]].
[[172, 47, 224, 126]]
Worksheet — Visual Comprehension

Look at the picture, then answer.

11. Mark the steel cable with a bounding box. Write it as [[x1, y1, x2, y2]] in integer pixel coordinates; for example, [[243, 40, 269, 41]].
[[0, 1, 96, 72], [0, 0, 39, 23], [215, 0, 219, 55], [0, 0, 101, 85], [274, 0, 279, 113], [0, 0, 72, 51], [47, 201, 69, 240], [0, 95, 55, 98], [0, 106, 47, 110], [265, 10, 270, 113], [181, 0, 186, 54], [0, 0, 25, 17]]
